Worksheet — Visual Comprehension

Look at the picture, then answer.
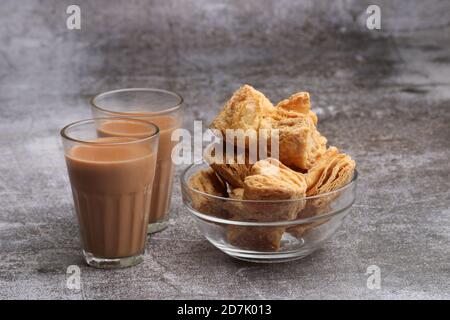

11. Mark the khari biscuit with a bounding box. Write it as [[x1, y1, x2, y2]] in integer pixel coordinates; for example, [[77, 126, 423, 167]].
[[226, 226, 285, 251], [210, 84, 273, 135], [264, 93, 326, 169], [225, 159, 307, 251], [225, 186, 286, 252], [222, 187, 245, 221], [241, 158, 307, 222], [244, 158, 307, 203], [210, 85, 327, 170], [223, 158, 307, 222], [188, 168, 229, 218], [287, 147, 356, 237], [269, 116, 327, 170], [305, 147, 355, 196], [275, 92, 318, 125], [285, 202, 331, 238], [203, 144, 253, 188]]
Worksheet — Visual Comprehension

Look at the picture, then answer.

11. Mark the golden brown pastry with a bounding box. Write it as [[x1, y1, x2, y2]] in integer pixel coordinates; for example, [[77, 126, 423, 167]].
[[287, 147, 356, 237], [242, 158, 307, 222], [225, 158, 308, 251], [286, 202, 331, 238], [275, 92, 318, 125], [244, 158, 307, 205], [222, 187, 245, 219], [264, 93, 326, 169], [210, 85, 327, 170], [223, 158, 308, 222], [305, 146, 355, 196], [188, 168, 229, 218], [227, 226, 285, 251], [210, 84, 273, 136], [268, 116, 327, 170], [228, 187, 244, 199], [203, 144, 253, 188], [225, 189, 285, 252]]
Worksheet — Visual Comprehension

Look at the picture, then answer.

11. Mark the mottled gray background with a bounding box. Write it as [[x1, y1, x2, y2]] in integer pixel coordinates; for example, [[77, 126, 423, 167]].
[[0, 0, 449, 300]]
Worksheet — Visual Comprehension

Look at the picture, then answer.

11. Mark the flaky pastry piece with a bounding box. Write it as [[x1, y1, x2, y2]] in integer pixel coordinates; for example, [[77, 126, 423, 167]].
[[222, 187, 245, 222], [287, 147, 356, 238], [210, 85, 327, 170], [203, 144, 253, 188], [305, 146, 356, 196], [275, 92, 318, 125], [225, 159, 308, 251], [286, 202, 331, 238], [210, 84, 273, 134], [188, 168, 229, 219], [264, 93, 326, 169], [222, 187, 245, 221], [227, 226, 285, 251], [267, 116, 327, 170], [222, 157, 309, 222], [244, 158, 307, 202], [224, 185, 286, 252]]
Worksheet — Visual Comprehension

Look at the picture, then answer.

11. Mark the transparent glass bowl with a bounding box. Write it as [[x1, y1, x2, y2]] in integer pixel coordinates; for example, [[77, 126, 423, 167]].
[[181, 162, 357, 263]]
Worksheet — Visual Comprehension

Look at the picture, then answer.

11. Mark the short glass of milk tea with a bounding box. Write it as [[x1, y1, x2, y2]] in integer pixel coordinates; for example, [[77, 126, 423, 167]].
[[61, 118, 159, 268], [91, 88, 183, 233]]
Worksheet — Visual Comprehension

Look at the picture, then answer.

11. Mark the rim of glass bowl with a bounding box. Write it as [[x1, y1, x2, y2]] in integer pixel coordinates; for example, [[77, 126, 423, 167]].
[[60, 117, 160, 146], [90, 88, 184, 116], [181, 162, 358, 227]]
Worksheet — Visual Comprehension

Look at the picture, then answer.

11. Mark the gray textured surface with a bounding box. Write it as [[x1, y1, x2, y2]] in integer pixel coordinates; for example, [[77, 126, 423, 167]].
[[0, 0, 449, 299]]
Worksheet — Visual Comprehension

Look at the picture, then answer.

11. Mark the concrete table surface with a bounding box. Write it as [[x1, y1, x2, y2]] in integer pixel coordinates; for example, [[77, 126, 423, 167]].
[[0, 0, 449, 299]]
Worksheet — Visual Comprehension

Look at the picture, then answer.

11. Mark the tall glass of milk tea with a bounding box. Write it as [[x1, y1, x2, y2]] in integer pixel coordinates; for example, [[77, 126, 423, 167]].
[[61, 118, 160, 268], [91, 89, 183, 233]]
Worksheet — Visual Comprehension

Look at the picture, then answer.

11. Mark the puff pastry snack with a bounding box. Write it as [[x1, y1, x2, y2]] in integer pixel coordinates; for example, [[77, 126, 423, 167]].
[[305, 147, 356, 196], [210, 84, 273, 136], [243, 158, 307, 220], [188, 168, 229, 218], [225, 192, 285, 252], [226, 226, 286, 251], [209, 85, 327, 170], [287, 147, 356, 237], [225, 158, 307, 251], [224, 158, 307, 222], [275, 92, 318, 125], [203, 144, 253, 188]]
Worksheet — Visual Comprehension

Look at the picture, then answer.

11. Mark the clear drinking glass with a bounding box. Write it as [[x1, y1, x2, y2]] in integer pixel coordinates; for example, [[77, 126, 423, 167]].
[[61, 118, 159, 268], [91, 88, 183, 233]]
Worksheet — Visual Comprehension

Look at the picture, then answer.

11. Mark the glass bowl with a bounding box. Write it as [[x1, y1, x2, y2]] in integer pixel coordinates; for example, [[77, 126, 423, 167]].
[[181, 162, 357, 263]]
